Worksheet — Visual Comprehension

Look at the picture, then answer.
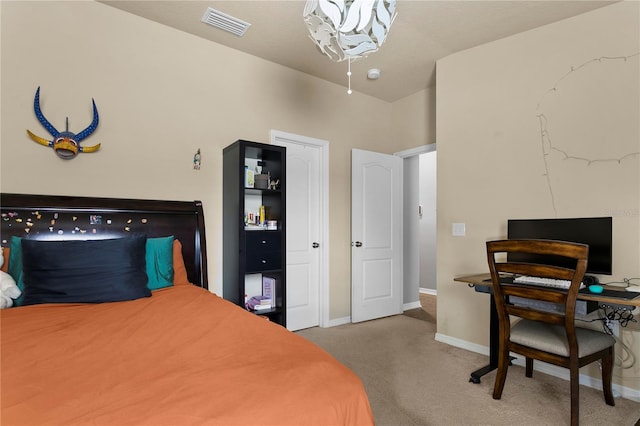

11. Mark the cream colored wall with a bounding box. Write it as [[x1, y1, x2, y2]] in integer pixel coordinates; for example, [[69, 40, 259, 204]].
[[391, 87, 435, 146], [436, 2, 639, 394], [0, 1, 420, 321]]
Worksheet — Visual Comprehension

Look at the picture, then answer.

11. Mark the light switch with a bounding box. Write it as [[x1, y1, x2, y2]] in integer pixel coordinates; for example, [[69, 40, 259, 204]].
[[452, 222, 466, 237]]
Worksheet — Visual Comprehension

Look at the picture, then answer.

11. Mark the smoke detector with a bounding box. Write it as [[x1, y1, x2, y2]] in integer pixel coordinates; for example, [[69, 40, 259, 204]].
[[201, 7, 251, 37], [367, 69, 381, 80]]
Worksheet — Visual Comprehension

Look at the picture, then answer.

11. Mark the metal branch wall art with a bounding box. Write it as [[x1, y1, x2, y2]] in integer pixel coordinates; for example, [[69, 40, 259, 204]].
[[26, 87, 101, 160]]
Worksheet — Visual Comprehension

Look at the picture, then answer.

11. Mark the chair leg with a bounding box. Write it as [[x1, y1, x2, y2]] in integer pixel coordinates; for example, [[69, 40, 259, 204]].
[[525, 357, 533, 378], [570, 366, 579, 426], [492, 347, 510, 400], [602, 347, 615, 406]]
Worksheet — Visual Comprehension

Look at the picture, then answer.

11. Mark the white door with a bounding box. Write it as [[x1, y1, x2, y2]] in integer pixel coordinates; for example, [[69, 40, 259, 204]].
[[271, 131, 328, 331], [351, 149, 403, 323]]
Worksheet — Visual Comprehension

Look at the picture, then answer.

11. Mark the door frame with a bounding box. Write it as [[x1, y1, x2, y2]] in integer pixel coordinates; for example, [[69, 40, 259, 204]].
[[270, 129, 330, 328]]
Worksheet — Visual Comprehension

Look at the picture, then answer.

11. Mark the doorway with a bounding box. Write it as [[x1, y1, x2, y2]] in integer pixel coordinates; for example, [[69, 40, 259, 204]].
[[396, 144, 437, 309]]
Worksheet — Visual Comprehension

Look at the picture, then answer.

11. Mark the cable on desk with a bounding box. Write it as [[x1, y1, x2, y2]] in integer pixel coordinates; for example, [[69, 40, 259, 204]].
[[577, 305, 636, 330], [599, 304, 637, 329], [615, 331, 637, 372], [600, 306, 636, 370], [576, 305, 637, 370], [600, 277, 640, 289]]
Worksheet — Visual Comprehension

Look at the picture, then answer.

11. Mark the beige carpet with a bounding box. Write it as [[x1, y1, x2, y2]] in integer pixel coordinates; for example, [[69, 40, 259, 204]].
[[297, 301, 640, 425]]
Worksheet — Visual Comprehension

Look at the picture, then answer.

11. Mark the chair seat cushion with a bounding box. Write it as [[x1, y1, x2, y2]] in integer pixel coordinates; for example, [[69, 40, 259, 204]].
[[511, 320, 615, 357]]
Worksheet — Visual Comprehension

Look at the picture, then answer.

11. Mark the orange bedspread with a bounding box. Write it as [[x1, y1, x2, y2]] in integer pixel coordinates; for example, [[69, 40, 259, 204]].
[[1, 286, 374, 425]]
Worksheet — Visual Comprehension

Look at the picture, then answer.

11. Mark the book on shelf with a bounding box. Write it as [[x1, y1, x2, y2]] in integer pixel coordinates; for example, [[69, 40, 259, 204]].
[[253, 304, 272, 311], [245, 166, 254, 188], [262, 276, 276, 304], [246, 295, 272, 310]]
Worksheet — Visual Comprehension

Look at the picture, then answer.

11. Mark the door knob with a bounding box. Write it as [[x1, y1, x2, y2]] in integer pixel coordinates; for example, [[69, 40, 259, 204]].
[[353, 241, 363, 247], [312, 242, 320, 248]]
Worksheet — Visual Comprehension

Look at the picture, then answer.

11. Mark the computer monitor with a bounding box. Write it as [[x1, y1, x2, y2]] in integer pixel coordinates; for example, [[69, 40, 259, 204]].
[[507, 217, 613, 276]]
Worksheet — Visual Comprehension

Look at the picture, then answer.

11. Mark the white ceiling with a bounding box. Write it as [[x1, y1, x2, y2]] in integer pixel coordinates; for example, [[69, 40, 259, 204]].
[[100, 0, 616, 102]]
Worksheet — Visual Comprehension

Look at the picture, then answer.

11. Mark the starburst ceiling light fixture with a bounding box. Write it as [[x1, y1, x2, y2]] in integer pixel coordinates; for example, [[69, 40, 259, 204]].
[[303, 0, 397, 94]]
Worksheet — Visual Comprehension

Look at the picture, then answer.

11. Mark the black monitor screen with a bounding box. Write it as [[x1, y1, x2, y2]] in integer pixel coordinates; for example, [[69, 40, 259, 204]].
[[507, 217, 612, 275]]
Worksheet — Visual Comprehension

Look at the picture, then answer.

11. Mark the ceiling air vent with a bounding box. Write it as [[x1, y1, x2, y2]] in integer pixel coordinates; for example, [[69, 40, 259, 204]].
[[201, 7, 251, 37]]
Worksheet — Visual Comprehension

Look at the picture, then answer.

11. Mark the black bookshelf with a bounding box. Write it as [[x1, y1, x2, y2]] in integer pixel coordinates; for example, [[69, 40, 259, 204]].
[[223, 140, 286, 326]]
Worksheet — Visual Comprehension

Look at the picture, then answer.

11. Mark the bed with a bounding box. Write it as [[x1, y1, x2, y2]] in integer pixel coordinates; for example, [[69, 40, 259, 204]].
[[0, 193, 374, 425]]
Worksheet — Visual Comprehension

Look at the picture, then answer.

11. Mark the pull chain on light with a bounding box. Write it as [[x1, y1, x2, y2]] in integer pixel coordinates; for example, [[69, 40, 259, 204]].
[[347, 58, 352, 95]]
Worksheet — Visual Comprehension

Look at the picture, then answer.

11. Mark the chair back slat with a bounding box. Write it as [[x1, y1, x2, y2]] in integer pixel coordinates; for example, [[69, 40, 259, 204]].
[[506, 305, 566, 325], [488, 239, 588, 258], [496, 263, 576, 281], [502, 285, 567, 304]]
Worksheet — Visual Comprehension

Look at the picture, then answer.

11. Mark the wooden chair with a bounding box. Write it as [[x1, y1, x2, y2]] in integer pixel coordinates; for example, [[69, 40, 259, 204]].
[[486, 239, 615, 426]]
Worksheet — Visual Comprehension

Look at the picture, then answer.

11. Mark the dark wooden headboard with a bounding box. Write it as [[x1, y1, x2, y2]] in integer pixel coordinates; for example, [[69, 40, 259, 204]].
[[0, 193, 208, 289]]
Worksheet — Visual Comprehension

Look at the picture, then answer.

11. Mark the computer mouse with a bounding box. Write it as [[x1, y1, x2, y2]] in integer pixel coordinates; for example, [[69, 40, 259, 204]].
[[588, 285, 603, 294]]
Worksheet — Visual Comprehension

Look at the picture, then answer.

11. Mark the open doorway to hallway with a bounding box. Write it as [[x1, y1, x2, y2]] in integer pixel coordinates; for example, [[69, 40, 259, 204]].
[[399, 145, 436, 320], [418, 150, 437, 294]]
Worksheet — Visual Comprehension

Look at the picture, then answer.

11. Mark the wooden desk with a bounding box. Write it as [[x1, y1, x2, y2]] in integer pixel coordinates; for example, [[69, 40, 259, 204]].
[[456, 273, 640, 307], [454, 273, 640, 384]]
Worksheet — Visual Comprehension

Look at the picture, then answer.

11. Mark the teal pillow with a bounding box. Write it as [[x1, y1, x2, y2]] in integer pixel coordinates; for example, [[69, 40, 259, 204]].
[[146, 236, 174, 290], [8, 236, 25, 306]]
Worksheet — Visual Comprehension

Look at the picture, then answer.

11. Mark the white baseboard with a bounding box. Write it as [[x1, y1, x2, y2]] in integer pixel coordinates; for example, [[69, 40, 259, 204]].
[[435, 332, 489, 356], [403, 301, 422, 311], [326, 316, 351, 328], [403, 288, 436, 311], [510, 357, 640, 402], [435, 333, 640, 403]]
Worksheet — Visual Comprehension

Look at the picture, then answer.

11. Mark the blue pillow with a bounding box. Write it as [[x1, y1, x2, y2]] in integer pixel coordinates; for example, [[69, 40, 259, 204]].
[[146, 236, 174, 290], [21, 235, 151, 305]]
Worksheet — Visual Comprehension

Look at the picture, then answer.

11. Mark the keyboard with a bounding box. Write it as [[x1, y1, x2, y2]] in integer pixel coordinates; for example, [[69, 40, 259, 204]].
[[513, 275, 584, 290]]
